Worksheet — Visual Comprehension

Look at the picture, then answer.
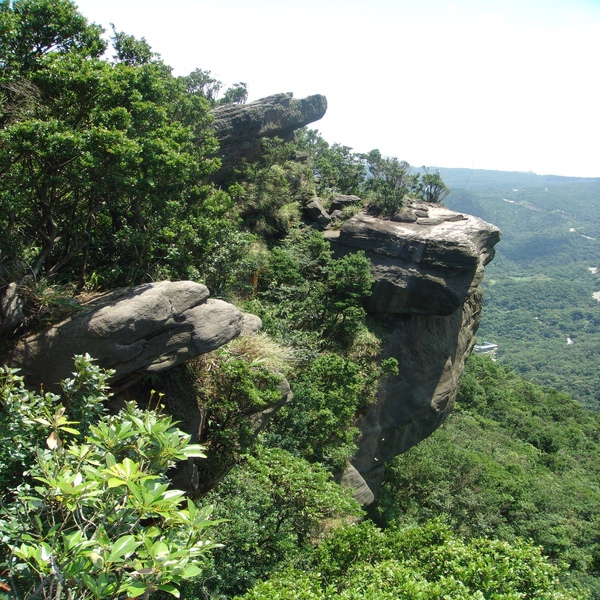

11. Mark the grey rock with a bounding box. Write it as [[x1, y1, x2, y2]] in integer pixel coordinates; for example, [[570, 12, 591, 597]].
[[443, 213, 467, 222], [329, 209, 345, 222], [391, 210, 417, 223], [242, 312, 263, 335], [0, 283, 25, 333], [305, 198, 332, 229], [339, 464, 375, 506], [330, 207, 500, 316], [333, 206, 500, 503], [9, 281, 243, 391], [211, 92, 327, 181], [416, 218, 443, 225], [330, 195, 362, 211], [350, 289, 484, 499]]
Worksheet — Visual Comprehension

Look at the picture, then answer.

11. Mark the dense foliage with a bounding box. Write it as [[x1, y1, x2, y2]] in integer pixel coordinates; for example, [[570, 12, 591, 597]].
[[2, 2, 597, 599], [373, 354, 600, 597], [0, 0, 246, 291], [0, 356, 219, 599], [238, 519, 577, 599]]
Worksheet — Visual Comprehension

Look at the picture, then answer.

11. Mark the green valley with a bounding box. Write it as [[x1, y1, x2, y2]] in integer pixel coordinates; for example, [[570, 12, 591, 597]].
[[442, 168, 600, 408]]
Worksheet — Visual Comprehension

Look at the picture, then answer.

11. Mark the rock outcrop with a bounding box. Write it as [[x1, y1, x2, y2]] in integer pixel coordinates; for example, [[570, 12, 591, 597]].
[[9, 281, 243, 391], [211, 92, 327, 181], [0, 283, 25, 334], [327, 202, 500, 503]]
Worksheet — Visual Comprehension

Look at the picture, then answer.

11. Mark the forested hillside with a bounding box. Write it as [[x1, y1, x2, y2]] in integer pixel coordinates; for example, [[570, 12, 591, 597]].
[[0, 1, 598, 599], [442, 168, 600, 407]]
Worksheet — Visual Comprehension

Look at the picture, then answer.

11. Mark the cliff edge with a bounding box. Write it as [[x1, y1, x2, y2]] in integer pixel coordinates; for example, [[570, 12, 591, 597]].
[[328, 202, 501, 503]]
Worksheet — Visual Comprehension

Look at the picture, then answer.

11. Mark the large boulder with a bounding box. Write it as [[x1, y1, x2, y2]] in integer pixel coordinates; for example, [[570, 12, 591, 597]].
[[0, 282, 25, 334], [211, 92, 327, 181], [327, 205, 501, 502], [9, 281, 243, 391]]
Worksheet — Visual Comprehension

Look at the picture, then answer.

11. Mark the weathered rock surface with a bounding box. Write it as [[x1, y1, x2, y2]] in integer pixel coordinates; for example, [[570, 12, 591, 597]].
[[211, 92, 327, 181], [9, 281, 243, 391], [305, 198, 332, 229], [330, 195, 362, 211], [327, 204, 500, 502], [327, 205, 500, 316], [0, 282, 25, 334]]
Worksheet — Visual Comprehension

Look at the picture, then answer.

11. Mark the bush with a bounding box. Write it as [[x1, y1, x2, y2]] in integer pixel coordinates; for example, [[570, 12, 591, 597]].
[[237, 519, 583, 599], [0, 355, 220, 599], [185, 447, 361, 598]]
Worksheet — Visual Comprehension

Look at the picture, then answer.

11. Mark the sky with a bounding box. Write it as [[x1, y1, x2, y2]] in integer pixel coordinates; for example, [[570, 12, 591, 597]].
[[73, 0, 600, 178]]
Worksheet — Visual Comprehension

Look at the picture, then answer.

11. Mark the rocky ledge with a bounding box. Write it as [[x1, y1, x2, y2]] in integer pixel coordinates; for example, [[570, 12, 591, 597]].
[[9, 281, 243, 392], [327, 202, 500, 316], [210, 92, 327, 181], [328, 204, 501, 504]]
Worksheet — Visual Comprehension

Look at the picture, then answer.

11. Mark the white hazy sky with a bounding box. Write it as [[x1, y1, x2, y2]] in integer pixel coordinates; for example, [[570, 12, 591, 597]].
[[74, 0, 600, 178]]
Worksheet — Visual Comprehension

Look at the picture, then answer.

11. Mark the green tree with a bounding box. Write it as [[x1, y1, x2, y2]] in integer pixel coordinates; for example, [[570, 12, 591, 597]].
[[361, 149, 417, 217], [231, 137, 309, 239], [295, 129, 366, 197], [0, 0, 232, 288], [181, 68, 222, 103], [189, 447, 361, 598], [263, 353, 396, 469], [0, 0, 106, 77], [418, 167, 450, 203], [187, 343, 285, 491], [111, 26, 155, 65], [372, 354, 600, 597], [219, 82, 248, 105], [180, 69, 247, 107], [251, 228, 373, 348], [238, 519, 580, 599]]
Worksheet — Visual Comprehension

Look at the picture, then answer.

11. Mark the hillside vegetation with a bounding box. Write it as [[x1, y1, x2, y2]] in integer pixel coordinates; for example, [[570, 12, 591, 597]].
[[442, 168, 600, 407], [0, 1, 598, 598]]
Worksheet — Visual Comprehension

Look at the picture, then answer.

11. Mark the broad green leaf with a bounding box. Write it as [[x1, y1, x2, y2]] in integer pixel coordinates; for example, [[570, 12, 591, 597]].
[[182, 443, 206, 458], [125, 581, 148, 597], [89, 551, 105, 569], [151, 540, 169, 562], [107, 535, 141, 563], [107, 477, 127, 488], [156, 583, 180, 597], [182, 563, 202, 578]]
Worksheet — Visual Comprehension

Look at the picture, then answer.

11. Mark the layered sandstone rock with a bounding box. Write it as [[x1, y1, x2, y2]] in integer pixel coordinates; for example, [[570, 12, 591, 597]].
[[328, 204, 501, 502], [9, 281, 243, 391], [211, 92, 327, 181]]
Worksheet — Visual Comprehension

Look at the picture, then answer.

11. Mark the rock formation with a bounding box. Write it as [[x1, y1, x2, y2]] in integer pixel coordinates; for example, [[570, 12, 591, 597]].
[[4, 89, 501, 507], [9, 281, 243, 391], [211, 92, 327, 181], [327, 202, 501, 503]]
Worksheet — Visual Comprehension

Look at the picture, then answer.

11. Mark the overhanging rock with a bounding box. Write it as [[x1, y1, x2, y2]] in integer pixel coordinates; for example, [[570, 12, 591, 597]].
[[211, 92, 327, 181], [328, 204, 501, 503], [9, 281, 244, 391]]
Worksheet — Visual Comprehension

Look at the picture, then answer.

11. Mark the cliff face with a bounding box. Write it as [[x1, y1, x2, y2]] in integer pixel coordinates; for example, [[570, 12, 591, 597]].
[[328, 202, 501, 503]]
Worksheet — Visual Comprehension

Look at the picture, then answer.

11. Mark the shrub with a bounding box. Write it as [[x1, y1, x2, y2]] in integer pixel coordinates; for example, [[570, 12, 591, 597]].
[[0, 355, 220, 599]]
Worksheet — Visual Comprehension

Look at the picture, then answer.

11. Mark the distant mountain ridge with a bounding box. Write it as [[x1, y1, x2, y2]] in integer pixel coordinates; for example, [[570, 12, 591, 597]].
[[433, 166, 599, 189]]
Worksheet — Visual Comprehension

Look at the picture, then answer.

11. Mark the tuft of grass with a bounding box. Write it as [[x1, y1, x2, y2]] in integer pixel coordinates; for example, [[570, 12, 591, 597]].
[[19, 278, 82, 327], [225, 332, 296, 376]]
